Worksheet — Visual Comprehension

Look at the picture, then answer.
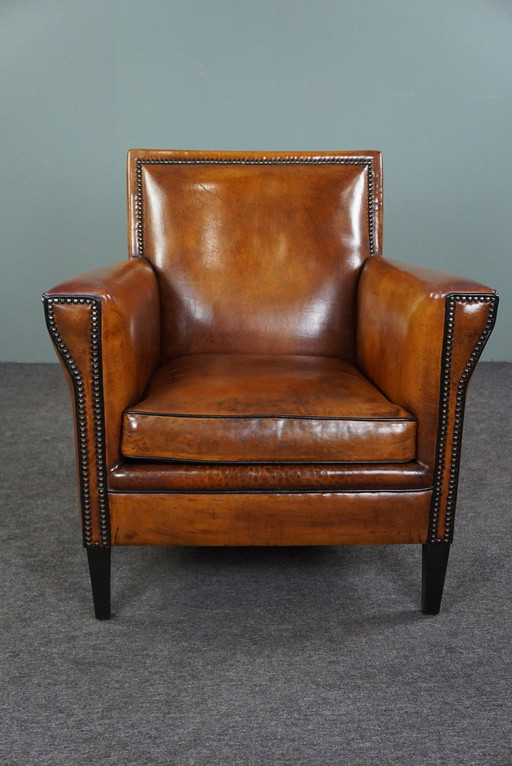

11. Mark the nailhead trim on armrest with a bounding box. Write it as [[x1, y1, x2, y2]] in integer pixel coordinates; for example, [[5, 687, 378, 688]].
[[429, 294, 498, 543], [43, 296, 109, 547]]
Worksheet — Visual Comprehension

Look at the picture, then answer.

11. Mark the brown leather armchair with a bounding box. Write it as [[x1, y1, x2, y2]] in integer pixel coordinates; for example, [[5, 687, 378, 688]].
[[43, 150, 498, 619]]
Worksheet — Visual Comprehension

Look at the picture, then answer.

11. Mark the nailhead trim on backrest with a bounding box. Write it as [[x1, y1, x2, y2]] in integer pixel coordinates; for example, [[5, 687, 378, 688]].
[[134, 155, 376, 261]]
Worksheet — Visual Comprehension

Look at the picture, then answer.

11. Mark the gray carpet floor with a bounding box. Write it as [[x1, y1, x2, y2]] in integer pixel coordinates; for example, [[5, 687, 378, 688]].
[[0, 362, 511, 766]]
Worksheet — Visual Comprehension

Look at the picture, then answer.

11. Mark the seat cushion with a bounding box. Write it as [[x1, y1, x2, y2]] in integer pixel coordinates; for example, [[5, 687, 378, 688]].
[[121, 354, 416, 463]]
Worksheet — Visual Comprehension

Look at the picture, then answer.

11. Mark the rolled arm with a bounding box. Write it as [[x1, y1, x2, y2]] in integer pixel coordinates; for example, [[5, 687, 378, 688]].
[[357, 257, 498, 542], [43, 258, 160, 546]]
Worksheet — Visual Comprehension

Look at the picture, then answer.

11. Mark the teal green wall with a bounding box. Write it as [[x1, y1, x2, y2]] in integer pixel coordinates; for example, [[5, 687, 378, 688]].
[[1, 0, 510, 361]]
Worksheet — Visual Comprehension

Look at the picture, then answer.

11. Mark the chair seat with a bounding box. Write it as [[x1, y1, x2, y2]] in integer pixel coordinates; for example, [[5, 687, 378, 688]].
[[121, 354, 416, 463]]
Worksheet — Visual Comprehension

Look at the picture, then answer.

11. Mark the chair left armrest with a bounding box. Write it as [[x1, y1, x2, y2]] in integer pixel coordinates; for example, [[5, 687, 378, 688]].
[[357, 256, 498, 542]]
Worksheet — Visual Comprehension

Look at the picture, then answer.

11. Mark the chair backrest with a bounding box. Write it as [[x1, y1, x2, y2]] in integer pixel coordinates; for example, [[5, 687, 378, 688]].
[[127, 150, 382, 362]]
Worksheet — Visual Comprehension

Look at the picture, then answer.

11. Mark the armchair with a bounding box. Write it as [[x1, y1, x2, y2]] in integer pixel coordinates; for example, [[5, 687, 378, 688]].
[[43, 150, 498, 619]]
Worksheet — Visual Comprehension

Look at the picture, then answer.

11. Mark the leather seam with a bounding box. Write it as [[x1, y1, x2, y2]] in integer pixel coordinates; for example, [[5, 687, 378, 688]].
[[107, 488, 433, 496], [124, 411, 415, 421], [117, 455, 416, 465]]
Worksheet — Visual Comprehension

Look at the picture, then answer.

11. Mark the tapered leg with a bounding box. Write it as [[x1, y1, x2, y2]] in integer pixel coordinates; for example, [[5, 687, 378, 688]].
[[86, 547, 111, 620], [421, 542, 450, 615]]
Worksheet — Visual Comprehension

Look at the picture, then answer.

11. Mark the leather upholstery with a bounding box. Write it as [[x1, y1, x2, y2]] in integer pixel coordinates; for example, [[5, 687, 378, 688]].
[[44, 259, 160, 545], [42, 149, 497, 563], [108, 461, 432, 492], [358, 257, 496, 469], [44, 259, 160, 470], [127, 150, 382, 363], [357, 257, 497, 540], [121, 354, 416, 463], [108, 490, 432, 546]]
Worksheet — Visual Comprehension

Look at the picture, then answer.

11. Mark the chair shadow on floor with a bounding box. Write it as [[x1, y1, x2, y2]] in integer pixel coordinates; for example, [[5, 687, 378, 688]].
[[112, 543, 424, 634]]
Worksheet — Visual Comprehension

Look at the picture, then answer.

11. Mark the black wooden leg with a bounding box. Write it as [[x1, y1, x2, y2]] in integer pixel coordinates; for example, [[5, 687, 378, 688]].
[[421, 542, 450, 615], [87, 547, 111, 620]]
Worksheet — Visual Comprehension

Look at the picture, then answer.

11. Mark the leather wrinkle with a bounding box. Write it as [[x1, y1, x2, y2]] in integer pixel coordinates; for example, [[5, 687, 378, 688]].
[[108, 458, 433, 493]]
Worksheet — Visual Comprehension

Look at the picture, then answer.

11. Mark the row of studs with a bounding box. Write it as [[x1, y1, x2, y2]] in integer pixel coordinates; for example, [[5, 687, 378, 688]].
[[430, 294, 497, 543], [139, 155, 374, 164], [134, 156, 376, 260], [44, 296, 109, 546]]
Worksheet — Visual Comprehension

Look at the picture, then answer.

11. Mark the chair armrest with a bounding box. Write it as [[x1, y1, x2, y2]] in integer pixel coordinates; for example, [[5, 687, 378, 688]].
[[43, 258, 160, 546], [357, 257, 498, 541]]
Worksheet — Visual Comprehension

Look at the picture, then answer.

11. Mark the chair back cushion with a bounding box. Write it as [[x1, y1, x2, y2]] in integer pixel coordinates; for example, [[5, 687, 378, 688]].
[[127, 150, 382, 361]]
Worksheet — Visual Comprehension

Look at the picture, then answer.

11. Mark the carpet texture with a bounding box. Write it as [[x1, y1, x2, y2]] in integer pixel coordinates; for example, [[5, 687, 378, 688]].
[[0, 363, 511, 766]]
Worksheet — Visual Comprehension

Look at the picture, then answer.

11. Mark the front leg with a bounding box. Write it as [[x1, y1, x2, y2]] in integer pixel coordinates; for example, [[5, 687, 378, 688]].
[[87, 547, 111, 620], [421, 542, 450, 615]]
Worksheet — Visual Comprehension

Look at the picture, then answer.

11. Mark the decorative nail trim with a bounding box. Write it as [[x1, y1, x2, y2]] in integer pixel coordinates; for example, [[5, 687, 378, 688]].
[[135, 155, 376, 259], [43, 296, 110, 547], [429, 294, 498, 543]]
